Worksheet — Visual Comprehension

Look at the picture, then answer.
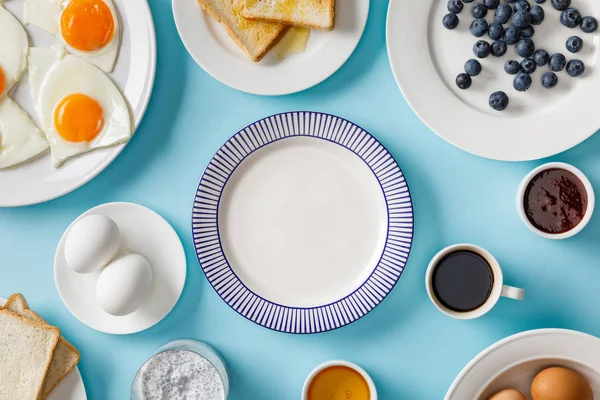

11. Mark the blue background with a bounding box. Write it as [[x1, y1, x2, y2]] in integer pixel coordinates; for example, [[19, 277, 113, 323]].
[[2, 0, 600, 398]]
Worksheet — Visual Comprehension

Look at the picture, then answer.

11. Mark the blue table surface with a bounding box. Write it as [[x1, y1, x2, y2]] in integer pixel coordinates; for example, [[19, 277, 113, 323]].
[[3, 1, 600, 398]]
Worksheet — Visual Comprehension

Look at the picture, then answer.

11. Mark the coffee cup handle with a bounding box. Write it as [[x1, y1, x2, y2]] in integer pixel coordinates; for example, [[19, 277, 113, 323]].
[[501, 285, 525, 300]]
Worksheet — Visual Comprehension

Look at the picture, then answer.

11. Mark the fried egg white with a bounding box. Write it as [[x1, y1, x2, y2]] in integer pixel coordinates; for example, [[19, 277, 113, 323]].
[[28, 47, 131, 168], [0, 5, 29, 98], [24, 0, 120, 72], [0, 97, 49, 169]]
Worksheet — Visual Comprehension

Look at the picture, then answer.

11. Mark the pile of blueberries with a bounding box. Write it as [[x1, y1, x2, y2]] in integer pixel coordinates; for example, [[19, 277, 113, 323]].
[[443, 0, 598, 111]]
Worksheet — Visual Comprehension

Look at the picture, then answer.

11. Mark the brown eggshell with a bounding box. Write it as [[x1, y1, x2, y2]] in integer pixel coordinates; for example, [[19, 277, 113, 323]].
[[531, 367, 593, 400], [488, 388, 527, 400]]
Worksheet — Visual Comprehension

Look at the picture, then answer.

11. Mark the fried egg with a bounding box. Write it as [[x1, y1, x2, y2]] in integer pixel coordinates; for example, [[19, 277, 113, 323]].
[[24, 0, 120, 72], [0, 5, 29, 97], [29, 47, 131, 167], [0, 97, 49, 169]]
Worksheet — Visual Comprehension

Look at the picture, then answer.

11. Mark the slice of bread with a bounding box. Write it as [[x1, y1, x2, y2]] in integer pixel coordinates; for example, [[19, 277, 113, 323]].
[[5, 294, 81, 399], [243, 0, 335, 31], [197, 0, 288, 62], [0, 309, 60, 400]]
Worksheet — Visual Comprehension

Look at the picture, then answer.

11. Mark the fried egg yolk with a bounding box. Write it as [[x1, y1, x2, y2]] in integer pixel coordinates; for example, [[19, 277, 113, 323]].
[[54, 94, 104, 142], [61, 0, 114, 52], [0, 67, 5, 96]]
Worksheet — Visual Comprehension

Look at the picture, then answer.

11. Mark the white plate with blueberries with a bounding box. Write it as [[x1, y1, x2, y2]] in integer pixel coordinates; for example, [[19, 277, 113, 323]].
[[387, 0, 600, 161]]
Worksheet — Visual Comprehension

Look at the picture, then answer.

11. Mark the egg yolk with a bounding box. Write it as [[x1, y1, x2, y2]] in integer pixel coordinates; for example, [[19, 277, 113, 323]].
[[54, 94, 104, 143], [0, 67, 5, 96], [61, 0, 114, 52]]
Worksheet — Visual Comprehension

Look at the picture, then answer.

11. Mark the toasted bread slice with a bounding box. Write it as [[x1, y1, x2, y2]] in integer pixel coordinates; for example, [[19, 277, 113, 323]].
[[243, 0, 335, 31], [0, 309, 60, 400], [197, 0, 288, 62], [6, 294, 81, 399]]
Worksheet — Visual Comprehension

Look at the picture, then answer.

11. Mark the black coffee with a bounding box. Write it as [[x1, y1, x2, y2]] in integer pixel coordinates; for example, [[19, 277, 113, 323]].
[[432, 250, 494, 312]]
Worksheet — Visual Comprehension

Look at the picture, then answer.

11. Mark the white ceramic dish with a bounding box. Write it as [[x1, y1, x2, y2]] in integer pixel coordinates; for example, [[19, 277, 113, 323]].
[[387, 0, 600, 161], [516, 162, 595, 239], [55, 203, 186, 335], [0, 0, 156, 207], [193, 112, 414, 333], [445, 329, 600, 399], [0, 297, 88, 400], [172, 0, 369, 95], [302, 360, 377, 400]]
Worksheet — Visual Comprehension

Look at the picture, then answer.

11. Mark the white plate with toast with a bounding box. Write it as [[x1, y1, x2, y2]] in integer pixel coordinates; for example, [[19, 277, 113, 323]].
[[173, 0, 370, 95], [0, 297, 87, 400], [0, 0, 156, 207]]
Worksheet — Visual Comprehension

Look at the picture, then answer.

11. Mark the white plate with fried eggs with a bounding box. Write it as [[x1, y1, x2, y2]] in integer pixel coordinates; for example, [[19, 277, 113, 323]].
[[0, 0, 156, 207]]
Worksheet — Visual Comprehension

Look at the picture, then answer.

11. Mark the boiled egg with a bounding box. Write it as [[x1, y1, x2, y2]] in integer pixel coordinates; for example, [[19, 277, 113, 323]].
[[64, 214, 121, 274], [488, 388, 527, 400], [0, 97, 49, 169], [531, 367, 593, 400], [24, 0, 120, 72], [0, 5, 29, 97], [96, 253, 153, 316], [28, 47, 131, 167]]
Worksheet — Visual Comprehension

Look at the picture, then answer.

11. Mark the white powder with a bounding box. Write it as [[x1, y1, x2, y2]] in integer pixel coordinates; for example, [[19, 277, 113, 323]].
[[141, 349, 225, 400]]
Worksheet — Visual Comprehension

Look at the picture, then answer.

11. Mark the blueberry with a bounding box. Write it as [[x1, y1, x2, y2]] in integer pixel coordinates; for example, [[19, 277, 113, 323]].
[[566, 59, 585, 77], [484, 0, 499, 9], [491, 40, 508, 56], [535, 0, 546, 3], [495, 4, 513, 24], [470, 18, 489, 37], [472, 3, 488, 18], [533, 49, 549, 66], [561, 8, 582, 28], [566, 36, 583, 53], [489, 91, 509, 111], [443, 13, 460, 29], [514, 1, 531, 11], [513, 10, 532, 28], [456, 73, 472, 89], [520, 58, 537, 73], [505, 60, 521, 74], [516, 39, 535, 58], [549, 53, 567, 71], [551, 0, 570, 11], [463, 0, 474, 2], [520, 25, 535, 38], [504, 26, 521, 44], [514, 73, 532, 91], [488, 22, 505, 40], [542, 72, 558, 88], [465, 59, 482, 76], [448, 0, 464, 14], [530, 5, 545, 25], [505, 0, 517, 3], [581, 17, 598, 33], [473, 40, 492, 58]]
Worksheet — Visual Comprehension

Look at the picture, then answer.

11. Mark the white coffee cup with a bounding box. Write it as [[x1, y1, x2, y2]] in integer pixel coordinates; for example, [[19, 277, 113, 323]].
[[425, 244, 525, 320], [302, 360, 377, 400]]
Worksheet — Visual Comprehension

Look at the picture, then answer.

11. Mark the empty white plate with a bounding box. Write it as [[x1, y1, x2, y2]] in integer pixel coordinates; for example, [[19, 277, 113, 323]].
[[387, 0, 600, 161], [0, 297, 87, 400], [446, 329, 600, 399], [172, 0, 369, 95], [54, 203, 186, 335], [0, 0, 156, 207], [192, 112, 414, 333]]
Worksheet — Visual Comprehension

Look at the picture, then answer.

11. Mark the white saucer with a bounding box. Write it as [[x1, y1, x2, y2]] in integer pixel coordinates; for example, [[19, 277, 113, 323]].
[[193, 112, 414, 333], [54, 203, 186, 335], [0, 297, 87, 400], [173, 0, 369, 95], [446, 329, 600, 399], [387, 0, 600, 161], [0, 0, 156, 206]]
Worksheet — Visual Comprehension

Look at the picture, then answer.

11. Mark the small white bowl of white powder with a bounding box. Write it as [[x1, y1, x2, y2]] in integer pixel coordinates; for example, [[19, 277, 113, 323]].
[[131, 339, 229, 400]]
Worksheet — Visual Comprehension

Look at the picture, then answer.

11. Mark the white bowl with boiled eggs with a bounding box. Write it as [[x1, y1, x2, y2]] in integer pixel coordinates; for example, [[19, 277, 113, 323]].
[[55, 202, 186, 334], [445, 329, 600, 400]]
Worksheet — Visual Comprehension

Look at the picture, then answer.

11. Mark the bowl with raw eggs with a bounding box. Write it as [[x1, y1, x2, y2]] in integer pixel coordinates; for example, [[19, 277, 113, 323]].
[[445, 329, 600, 400]]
